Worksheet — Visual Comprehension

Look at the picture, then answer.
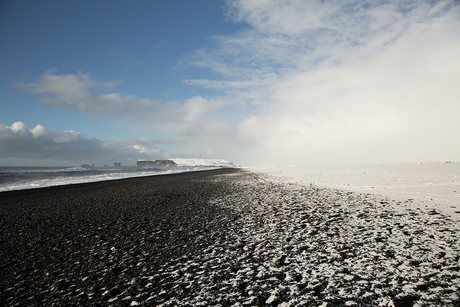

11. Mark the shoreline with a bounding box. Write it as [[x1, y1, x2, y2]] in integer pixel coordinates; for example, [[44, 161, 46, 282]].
[[0, 167, 235, 195], [0, 168, 242, 306], [1, 169, 459, 306], [0, 166, 232, 194]]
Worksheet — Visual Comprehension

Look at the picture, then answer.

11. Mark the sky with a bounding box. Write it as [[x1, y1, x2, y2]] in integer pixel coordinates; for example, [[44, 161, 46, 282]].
[[1, 0, 459, 167]]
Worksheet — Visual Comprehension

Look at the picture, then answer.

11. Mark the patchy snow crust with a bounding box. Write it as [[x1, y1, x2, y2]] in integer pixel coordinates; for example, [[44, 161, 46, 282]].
[[248, 162, 460, 216], [149, 172, 460, 306], [21, 169, 455, 306]]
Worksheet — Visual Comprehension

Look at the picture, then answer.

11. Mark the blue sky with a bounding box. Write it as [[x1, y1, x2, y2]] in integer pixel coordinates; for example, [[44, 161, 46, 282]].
[[1, 0, 459, 166]]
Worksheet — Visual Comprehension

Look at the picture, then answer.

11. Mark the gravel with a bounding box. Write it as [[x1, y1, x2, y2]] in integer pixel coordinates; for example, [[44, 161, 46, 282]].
[[1, 169, 459, 306]]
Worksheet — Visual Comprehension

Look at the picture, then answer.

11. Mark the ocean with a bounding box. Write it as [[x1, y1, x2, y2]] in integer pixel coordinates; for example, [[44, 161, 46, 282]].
[[0, 166, 216, 192]]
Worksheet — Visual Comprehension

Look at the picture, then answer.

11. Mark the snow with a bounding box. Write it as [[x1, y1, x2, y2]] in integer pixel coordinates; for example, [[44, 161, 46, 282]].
[[5, 161, 458, 305], [172, 158, 236, 167], [150, 171, 460, 306], [247, 162, 460, 216]]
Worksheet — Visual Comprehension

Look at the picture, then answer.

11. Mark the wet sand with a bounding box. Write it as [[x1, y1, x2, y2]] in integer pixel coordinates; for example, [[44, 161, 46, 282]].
[[1, 169, 459, 306]]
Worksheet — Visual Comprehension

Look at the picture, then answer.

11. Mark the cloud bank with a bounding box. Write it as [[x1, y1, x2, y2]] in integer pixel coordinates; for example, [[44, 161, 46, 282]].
[[11, 69, 248, 161], [201, 0, 460, 165], [11, 69, 213, 124], [8, 0, 460, 166], [0, 122, 160, 166]]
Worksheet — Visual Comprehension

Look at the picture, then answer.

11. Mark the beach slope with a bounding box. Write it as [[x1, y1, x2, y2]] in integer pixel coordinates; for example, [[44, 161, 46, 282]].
[[0, 168, 241, 306], [1, 169, 459, 306]]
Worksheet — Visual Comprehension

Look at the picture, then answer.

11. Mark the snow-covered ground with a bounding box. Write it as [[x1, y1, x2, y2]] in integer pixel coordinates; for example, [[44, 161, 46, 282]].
[[152, 171, 460, 306], [5, 165, 456, 306], [248, 162, 460, 216]]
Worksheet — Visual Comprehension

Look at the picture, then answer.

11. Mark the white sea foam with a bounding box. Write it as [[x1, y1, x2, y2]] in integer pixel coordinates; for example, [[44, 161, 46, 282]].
[[0, 161, 230, 192], [0, 169, 158, 192]]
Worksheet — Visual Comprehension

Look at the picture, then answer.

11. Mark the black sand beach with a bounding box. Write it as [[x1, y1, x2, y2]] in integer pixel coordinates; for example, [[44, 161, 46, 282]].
[[0, 169, 241, 306], [1, 169, 459, 306]]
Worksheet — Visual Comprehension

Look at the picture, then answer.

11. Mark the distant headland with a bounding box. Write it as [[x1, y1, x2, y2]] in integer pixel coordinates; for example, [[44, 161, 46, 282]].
[[81, 160, 178, 169]]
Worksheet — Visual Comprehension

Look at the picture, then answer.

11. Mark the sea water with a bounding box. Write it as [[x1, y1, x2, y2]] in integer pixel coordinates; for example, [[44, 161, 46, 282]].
[[0, 166, 214, 192]]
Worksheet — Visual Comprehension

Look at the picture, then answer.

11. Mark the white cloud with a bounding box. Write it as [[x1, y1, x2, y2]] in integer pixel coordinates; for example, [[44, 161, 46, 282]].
[[30, 124, 49, 138], [0, 122, 162, 166], [11, 70, 219, 125], [8, 1, 460, 166], [9, 68, 247, 162], [11, 70, 243, 146], [10, 121, 29, 134], [190, 1, 425, 82], [194, 0, 460, 165]]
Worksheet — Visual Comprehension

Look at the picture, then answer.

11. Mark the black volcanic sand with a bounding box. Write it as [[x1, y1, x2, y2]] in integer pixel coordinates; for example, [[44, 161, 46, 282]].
[[1, 169, 460, 307], [0, 168, 241, 306]]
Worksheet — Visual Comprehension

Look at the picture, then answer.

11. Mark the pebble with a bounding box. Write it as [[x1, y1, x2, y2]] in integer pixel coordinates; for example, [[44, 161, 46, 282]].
[[1, 170, 459, 306]]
